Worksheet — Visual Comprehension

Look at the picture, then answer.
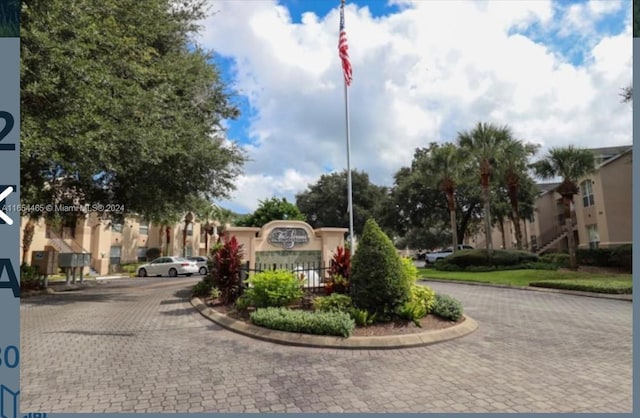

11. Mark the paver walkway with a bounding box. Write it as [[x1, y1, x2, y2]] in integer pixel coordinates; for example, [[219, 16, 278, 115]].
[[20, 278, 632, 413]]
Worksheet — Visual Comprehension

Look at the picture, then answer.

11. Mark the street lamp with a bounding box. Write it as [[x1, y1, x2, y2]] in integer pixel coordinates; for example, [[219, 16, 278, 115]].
[[183, 212, 193, 257]]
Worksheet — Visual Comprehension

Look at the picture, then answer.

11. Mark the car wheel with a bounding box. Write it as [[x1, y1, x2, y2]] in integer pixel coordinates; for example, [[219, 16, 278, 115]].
[[199, 267, 207, 275], [168, 268, 178, 277], [138, 268, 147, 277]]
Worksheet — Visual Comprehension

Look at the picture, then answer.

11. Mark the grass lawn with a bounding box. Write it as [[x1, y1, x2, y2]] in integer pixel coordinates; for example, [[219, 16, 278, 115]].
[[418, 268, 632, 294]]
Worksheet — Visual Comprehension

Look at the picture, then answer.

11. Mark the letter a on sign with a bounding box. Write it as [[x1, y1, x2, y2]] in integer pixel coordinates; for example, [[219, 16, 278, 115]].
[[0, 260, 19, 298], [0, 385, 20, 418]]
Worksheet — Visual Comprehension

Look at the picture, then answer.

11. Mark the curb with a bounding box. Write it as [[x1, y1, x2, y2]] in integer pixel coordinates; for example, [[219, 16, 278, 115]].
[[419, 278, 632, 301], [191, 298, 478, 350]]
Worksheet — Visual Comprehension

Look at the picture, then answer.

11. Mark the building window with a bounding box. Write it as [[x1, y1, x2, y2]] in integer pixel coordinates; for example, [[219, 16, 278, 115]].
[[187, 223, 193, 236], [139, 221, 149, 235], [111, 222, 123, 233], [586, 224, 599, 249], [581, 180, 595, 207], [137, 247, 148, 262], [185, 247, 193, 257], [109, 246, 122, 265]]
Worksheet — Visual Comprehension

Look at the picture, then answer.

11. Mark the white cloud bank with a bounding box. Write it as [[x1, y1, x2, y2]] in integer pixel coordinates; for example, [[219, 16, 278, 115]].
[[198, 0, 632, 213]]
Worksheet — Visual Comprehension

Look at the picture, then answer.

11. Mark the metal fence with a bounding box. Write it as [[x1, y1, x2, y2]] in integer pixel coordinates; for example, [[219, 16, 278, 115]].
[[241, 261, 330, 291]]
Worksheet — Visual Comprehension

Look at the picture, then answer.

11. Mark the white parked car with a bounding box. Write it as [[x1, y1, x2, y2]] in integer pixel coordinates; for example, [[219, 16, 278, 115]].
[[292, 266, 321, 288], [425, 245, 474, 265], [137, 256, 199, 277], [187, 256, 210, 276]]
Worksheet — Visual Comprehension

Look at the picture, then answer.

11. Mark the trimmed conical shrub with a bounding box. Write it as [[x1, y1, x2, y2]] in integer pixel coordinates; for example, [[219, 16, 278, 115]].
[[349, 219, 411, 319]]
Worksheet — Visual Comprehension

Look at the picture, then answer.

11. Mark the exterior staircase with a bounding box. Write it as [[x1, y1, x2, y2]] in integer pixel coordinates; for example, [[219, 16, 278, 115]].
[[534, 221, 577, 255], [535, 231, 567, 254]]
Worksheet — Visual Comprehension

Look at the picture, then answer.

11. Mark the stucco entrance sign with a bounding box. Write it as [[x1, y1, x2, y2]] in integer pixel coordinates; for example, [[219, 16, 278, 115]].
[[267, 227, 309, 249]]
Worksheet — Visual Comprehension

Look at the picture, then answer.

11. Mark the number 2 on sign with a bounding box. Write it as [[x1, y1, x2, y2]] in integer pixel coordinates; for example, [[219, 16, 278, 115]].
[[0, 111, 16, 150]]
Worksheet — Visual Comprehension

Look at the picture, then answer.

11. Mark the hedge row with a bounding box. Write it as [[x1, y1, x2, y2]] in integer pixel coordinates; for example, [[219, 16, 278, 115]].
[[250, 307, 355, 337], [529, 280, 632, 294], [437, 249, 539, 269]]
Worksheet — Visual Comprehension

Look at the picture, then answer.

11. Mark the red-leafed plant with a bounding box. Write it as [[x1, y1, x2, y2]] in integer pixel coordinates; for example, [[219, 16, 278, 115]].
[[326, 246, 351, 294], [213, 234, 244, 305]]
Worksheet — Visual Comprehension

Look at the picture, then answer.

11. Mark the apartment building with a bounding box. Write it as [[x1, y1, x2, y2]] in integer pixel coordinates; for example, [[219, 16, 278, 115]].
[[469, 145, 633, 253], [20, 211, 223, 275]]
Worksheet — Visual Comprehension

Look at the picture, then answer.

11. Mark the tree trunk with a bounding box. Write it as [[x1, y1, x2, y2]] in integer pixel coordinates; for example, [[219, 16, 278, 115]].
[[182, 227, 187, 257], [563, 196, 577, 270], [165, 226, 171, 257], [481, 182, 493, 255], [522, 219, 529, 250], [204, 227, 209, 253], [447, 192, 458, 253], [498, 219, 506, 249], [507, 183, 523, 250], [511, 209, 523, 250], [22, 219, 36, 263]]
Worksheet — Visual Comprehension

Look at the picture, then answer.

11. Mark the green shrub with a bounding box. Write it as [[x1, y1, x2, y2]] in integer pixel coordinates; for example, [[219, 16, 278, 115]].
[[349, 308, 376, 326], [121, 263, 140, 274], [539, 253, 570, 268], [518, 262, 557, 270], [432, 294, 464, 321], [463, 265, 496, 272], [400, 256, 419, 284], [350, 219, 411, 319], [246, 269, 303, 308], [192, 279, 214, 297], [234, 294, 252, 311], [20, 264, 44, 292], [434, 261, 464, 271], [250, 307, 355, 337], [609, 244, 632, 272], [576, 248, 612, 267], [529, 280, 632, 294], [313, 293, 353, 313], [409, 284, 436, 313], [441, 249, 539, 269], [397, 300, 427, 327]]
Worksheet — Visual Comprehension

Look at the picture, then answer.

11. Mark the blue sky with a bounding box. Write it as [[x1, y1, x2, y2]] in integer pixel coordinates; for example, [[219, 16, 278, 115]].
[[199, 0, 632, 214]]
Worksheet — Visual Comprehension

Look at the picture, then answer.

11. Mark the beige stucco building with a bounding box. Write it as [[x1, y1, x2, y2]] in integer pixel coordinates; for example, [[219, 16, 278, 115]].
[[20, 213, 349, 277], [469, 145, 632, 253], [20, 212, 222, 275]]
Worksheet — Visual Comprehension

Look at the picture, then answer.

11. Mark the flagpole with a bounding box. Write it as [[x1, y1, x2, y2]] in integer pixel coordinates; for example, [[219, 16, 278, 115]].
[[340, 0, 355, 252], [344, 74, 355, 253]]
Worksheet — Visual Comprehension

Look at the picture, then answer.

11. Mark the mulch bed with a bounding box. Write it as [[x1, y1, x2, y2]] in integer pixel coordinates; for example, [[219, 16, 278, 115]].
[[202, 298, 462, 337]]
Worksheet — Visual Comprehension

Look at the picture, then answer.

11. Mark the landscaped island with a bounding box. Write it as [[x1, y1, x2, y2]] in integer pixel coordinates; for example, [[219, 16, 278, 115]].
[[193, 219, 466, 338]]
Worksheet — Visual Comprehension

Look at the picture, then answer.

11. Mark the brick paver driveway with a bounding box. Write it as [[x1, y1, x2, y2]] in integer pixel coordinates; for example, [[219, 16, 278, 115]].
[[20, 278, 632, 413]]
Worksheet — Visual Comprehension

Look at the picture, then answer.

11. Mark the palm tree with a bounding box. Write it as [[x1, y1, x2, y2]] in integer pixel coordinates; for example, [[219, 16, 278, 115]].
[[496, 139, 539, 249], [458, 122, 513, 255], [530, 146, 596, 270], [420, 142, 467, 252]]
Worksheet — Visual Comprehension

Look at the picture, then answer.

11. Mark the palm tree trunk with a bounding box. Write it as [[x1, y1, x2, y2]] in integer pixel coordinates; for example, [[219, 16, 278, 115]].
[[507, 184, 523, 250], [499, 219, 506, 249], [447, 192, 458, 252], [563, 196, 577, 270], [22, 219, 36, 263], [482, 183, 493, 255]]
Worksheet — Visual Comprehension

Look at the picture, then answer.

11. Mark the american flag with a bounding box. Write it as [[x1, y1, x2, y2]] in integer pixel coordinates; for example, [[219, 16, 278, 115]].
[[338, 3, 353, 86]]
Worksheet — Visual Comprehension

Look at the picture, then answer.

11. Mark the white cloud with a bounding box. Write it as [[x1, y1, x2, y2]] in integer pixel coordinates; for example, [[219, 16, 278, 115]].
[[200, 0, 632, 213]]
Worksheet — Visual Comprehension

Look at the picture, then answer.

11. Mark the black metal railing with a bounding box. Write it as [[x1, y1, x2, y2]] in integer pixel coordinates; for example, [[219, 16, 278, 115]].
[[241, 261, 330, 290]]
